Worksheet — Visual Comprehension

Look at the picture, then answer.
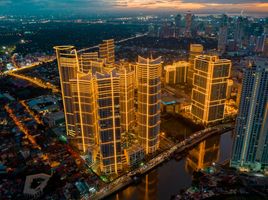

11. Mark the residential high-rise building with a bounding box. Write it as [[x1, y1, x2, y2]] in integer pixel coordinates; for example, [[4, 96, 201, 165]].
[[164, 61, 189, 85], [255, 34, 266, 53], [218, 15, 228, 53], [54, 46, 79, 139], [55, 45, 125, 174], [263, 37, 268, 57], [174, 14, 182, 38], [184, 11, 192, 38], [70, 72, 98, 156], [99, 39, 115, 65], [188, 44, 203, 86], [231, 58, 268, 170], [191, 55, 231, 124], [79, 52, 99, 73], [119, 63, 135, 133], [95, 69, 122, 174], [148, 23, 155, 37], [234, 16, 244, 49], [137, 56, 162, 154]]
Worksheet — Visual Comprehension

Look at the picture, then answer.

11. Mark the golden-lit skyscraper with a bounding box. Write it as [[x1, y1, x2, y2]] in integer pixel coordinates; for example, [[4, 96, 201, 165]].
[[95, 69, 122, 174], [55, 44, 124, 174], [119, 63, 135, 133], [164, 61, 189, 85], [186, 135, 220, 172], [137, 56, 162, 154], [191, 55, 231, 124], [79, 52, 99, 73], [99, 39, 115, 65], [188, 44, 203, 86], [70, 72, 98, 155], [54, 46, 79, 138]]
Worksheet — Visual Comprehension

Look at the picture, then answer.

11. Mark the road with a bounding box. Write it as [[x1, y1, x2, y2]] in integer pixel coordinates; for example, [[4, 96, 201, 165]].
[[4, 104, 41, 150], [91, 125, 234, 200], [8, 72, 60, 93], [77, 33, 148, 53], [4, 33, 148, 90], [5, 32, 148, 75]]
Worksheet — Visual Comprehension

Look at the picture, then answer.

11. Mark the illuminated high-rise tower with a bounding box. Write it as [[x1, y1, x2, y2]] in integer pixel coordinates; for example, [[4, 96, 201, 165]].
[[70, 72, 98, 157], [184, 11, 192, 38], [191, 55, 231, 124], [137, 56, 162, 154], [188, 44, 203, 86], [119, 63, 135, 133], [231, 58, 268, 170], [55, 45, 124, 174], [54, 46, 79, 139], [164, 61, 189, 85], [95, 69, 122, 174], [79, 52, 99, 73], [99, 39, 115, 65]]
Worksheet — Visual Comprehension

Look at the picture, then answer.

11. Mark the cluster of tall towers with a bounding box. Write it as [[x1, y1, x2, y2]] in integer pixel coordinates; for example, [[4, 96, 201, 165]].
[[187, 43, 268, 170], [54, 40, 162, 174]]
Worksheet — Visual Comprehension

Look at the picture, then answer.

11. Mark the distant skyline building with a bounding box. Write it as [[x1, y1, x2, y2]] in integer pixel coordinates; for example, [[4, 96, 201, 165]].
[[263, 37, 268, 57], [164, 61, 189, 85], [218, 15, 228, 53], [99, 39, 115, 65], [255, 34, 266, 53], [218, 26, 228, 53], [191, 55, 231, 124], [184, 11, 192, 38], [137, 56, 162, 154], [174, 14, 182, 38], [188, 44, 203, 86], [234, 16, 244, 49], [231, 58, 268, 170]]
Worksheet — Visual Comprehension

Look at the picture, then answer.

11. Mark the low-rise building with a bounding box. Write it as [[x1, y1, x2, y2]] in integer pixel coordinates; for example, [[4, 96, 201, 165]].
[[124, 145, 145, 167], [164, 61, 189, 85]]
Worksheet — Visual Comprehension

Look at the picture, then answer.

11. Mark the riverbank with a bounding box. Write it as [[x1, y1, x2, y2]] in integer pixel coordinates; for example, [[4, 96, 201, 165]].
[[172, 165, 268, 200], [96, 127, 233, 200], [107, 130, 234, 200]]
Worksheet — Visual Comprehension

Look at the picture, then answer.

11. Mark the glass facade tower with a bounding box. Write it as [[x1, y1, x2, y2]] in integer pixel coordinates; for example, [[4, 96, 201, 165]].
[[231, 58, 268, 169], [191, 55, 231, 124], [137, 56, 162, 154]]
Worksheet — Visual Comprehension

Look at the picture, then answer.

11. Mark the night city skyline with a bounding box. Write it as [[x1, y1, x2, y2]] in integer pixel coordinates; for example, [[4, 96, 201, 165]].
[[0, 0, 268, 200]]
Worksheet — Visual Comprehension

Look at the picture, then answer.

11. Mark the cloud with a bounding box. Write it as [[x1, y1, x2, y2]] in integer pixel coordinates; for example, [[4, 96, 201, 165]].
[[183, 0, 268, 3], [0, 0, 268, 14]]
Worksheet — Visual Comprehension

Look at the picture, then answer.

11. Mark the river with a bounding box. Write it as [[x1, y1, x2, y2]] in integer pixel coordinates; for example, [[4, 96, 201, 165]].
[[107, 129, 234, 200]]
